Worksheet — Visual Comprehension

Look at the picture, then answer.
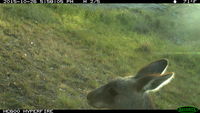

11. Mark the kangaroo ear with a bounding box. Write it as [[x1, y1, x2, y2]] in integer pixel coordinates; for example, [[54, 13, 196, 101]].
[[136, 72, 175, 92], [135, 59, 169, 78]]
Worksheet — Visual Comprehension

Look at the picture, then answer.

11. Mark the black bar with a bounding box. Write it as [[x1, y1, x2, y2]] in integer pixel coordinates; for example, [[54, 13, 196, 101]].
[[1, 0, 200, 3], [52, 110, 180, 113], [73, 0, 173, 3], [0, 110, 185, 113], [0, 110, 200, 113]]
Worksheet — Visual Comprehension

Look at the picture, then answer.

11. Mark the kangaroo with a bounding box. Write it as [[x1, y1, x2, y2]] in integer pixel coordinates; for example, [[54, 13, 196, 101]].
[[87, 59, 175, 109]]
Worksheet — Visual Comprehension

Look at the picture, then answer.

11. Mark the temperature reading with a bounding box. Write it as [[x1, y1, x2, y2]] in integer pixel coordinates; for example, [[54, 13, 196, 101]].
[[82, 0, 100, 3]]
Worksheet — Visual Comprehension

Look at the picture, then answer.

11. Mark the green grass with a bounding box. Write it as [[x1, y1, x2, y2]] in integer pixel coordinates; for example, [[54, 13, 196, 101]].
[[0, 4, 200, 109]]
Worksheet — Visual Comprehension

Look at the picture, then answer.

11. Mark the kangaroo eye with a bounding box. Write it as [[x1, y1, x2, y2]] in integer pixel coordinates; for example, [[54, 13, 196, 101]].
[[109, 88, 118, 96]]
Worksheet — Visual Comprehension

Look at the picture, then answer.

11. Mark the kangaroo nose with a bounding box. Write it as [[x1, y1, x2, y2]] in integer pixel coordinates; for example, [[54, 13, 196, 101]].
[[87, 92, 94, 106], [87, 92, 92, 100]]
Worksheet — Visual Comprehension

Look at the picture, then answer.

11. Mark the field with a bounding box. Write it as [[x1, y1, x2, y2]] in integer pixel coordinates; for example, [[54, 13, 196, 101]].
[[0, 4, 200, 109]]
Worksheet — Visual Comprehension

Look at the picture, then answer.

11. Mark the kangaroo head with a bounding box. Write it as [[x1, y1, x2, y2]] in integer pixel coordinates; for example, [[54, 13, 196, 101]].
[[87, 59, 175, 109]]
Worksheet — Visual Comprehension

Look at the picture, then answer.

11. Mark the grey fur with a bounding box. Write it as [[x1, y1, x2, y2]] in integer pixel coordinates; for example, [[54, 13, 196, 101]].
[[87, 59, 175, 109]]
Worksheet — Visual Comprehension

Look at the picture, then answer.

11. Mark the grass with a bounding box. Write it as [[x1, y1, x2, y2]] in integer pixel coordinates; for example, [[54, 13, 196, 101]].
[[0, 4, 200, 109]]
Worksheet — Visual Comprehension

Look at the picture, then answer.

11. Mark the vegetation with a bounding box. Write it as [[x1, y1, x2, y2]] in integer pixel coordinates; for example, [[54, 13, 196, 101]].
[[0, 4, 200, 109]]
